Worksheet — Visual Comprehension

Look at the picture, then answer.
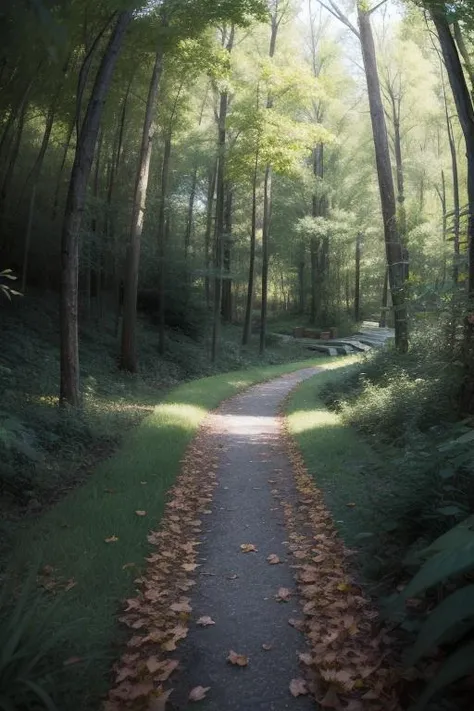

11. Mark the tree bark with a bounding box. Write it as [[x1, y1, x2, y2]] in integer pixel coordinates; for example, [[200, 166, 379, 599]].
[[358, 6, 408, 351], [242, 145, 259, 345], [221, 184, 233, 322], [120, 42, 164, 372], [204, 162, 217, 308], [60, 10, 131, 406], [260, 5, 280, 355], [354, 231, 361, 322], [211, 25, 234, 363], [184, 167, 197, 260], [158, 135, 172, 356]]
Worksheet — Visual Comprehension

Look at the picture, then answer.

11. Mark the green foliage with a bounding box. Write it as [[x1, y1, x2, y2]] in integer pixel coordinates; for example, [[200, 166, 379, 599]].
[[0, 574, 66, 711]]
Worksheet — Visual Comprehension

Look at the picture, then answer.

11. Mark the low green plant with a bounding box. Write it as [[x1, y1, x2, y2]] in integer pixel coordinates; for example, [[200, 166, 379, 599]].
[[394, 513, 474, 710], [0, 573, 67, 711]]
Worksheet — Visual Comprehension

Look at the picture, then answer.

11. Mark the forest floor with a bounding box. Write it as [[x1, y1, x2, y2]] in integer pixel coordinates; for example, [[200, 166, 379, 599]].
[[105, 365, 400, 711], [0, 293, 318, 567]]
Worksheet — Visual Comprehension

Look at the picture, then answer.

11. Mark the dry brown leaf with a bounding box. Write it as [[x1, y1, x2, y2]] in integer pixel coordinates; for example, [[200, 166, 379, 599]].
[[298, 652, 312, 665], [319, 686, 342, 709], [262, 643, 272, 651], [289, 678, 308, 697], [145, 656, 162, 674], [275, 587, 292, 602], [170, 599, 192, 613], [196, 616, 215, 627], [240, 543, 257, 553], [288, 618, 304, 631], [227, 650, 249, 666], [105, 535, 118, 543], [189, 686, 210, 701], [147, 689, 172, 710], [267, 554, 280, 564], [182, 563, 199, 572], [157, 659, 179, 682], [135, 510, 147, 516]]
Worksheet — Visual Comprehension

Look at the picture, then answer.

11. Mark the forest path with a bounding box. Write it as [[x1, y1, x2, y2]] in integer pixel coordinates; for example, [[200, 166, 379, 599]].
[[173, 367, 319, 711]]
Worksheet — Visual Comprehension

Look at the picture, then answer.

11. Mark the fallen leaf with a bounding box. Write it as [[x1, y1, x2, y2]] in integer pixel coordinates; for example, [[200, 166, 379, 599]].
[[157, 659, 179, 682], [240, 543, 257, 553], [105, 535, 118, 543], [122, 562, 136, 570], [290, 678, 308, 697], [41, 565, 54, 575], [267, 554, 280, 564], [262, 643, 272, 651], [182, 563, 199, 572], [226, 573, 239, 580], [288, 618, 304, 631], [319, 686, 341, 709], [189, 686, 210, 701], [298, 652, 312, 665], [196, 616, 215, 627], [135, 510, 147, 516], [170, 599, 192, 613], [147, 689, 172, 710], [275, 587, 292, 602], [227, 650, 249, 666], [146, 657, 162, 674], [346, 502, 356, 508], [64, 578, 77, 592]]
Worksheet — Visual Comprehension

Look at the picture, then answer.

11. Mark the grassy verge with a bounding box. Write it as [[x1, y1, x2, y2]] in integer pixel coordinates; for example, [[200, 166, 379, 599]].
[[8, 357, 328, 711], [285, 362, 396, 584]]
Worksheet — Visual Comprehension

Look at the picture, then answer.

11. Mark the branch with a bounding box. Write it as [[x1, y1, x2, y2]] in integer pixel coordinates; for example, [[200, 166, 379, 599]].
[[314, 0, 360, 38], [368, 0, 388, 16]]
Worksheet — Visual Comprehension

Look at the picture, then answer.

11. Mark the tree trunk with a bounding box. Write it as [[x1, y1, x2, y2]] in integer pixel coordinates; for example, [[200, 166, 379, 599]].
[[298, 249, 305, 316], [221, 184, 232, 322], [379, 266, 388, 327], [60, 10, 131, 406], [260, 7, 280, 355], [387, 84, 409, 282], [431, 8, 474, 412], [358, 6, 407, 351], [354, 231, 361, 322], [184, 167, 197, 260], [204, 162, 217, 308], [211, 25, 234, 363], [52, 116, 75, 220], [242, 147, 259, 345], [158, 135, 172, 356], [120, 43, 164, 372]]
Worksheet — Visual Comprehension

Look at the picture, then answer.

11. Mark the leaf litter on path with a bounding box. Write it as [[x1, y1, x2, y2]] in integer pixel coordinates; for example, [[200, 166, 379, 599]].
[[105, 421, 219, 710], [276, 411, 402, 711]]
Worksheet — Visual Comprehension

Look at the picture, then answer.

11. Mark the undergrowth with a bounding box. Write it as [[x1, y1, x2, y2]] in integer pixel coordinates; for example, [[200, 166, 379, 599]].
[[0, 292, 314, 566]]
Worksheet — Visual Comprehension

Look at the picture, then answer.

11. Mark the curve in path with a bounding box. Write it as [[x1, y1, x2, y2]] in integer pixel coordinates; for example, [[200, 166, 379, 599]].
[[174, 367, 320, 711]]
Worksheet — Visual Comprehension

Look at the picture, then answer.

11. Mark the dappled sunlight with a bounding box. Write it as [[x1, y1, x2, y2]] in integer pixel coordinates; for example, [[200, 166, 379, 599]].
[[213, 412, 277, 437], [156, 402, 207, 428], [288, 407, 339, 434]]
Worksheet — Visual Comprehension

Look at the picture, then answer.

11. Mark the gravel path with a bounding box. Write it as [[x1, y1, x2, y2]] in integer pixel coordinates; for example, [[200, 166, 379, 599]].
[[174, 368, 320, 711]]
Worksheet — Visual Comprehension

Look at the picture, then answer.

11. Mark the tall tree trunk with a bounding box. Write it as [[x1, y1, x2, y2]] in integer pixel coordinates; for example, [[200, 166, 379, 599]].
[[52, 116, 75, 220], [242, 146, 259, 345], [60, 10, 131, 406], [120, 42, 164, 372], [221, 184, 232, 322], [431, 8, 474, 412], [260, 5, 280, 355], [379, 266, 389, 327], [0, 101, 27, 222], [354, 231, 361, 322], [387, 83, 409, 282], [158, 135, 172, 356], [184, 167, 197, 260], [204, 162, 217, 308], [358, 6, 407, 351], [298, 247, 305, 316], [211, 25, 234, 363]]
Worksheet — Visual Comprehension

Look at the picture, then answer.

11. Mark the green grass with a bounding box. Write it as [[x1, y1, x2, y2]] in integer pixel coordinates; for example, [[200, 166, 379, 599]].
[[8, 357, 328, 711], [285, 361, 397, 584]]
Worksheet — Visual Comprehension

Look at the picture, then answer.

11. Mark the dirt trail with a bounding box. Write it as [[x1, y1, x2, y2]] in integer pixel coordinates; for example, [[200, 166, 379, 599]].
[[173, 368, 319, 710]]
